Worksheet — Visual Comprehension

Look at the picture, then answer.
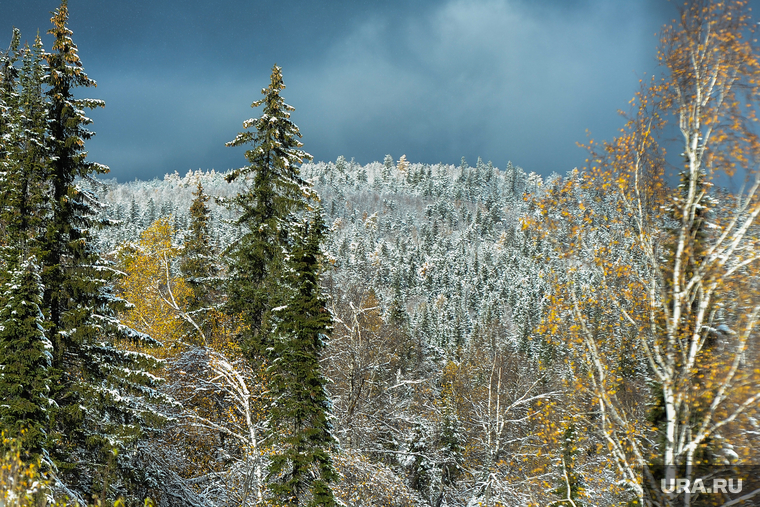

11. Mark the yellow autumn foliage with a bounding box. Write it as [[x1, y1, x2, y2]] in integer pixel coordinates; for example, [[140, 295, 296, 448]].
[[116, 218, 193, 356]]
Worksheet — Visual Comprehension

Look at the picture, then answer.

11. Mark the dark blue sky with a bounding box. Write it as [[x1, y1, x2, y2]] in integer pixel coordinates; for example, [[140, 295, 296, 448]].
[[2, 0, 679, 181]]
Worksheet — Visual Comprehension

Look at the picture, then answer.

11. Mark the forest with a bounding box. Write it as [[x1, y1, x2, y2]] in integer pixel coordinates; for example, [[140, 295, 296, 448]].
[[1, 1, 759, 507]]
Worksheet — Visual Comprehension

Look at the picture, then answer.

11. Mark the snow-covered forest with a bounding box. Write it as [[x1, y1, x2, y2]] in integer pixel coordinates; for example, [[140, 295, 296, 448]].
[[2, 1, 760, 507], [94, 157, 548, 356], [83, 158, 603, 506]]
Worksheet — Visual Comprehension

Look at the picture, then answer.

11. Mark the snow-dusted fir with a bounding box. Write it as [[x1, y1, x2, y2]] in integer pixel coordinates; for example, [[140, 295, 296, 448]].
[[0, 257, 52, 459], [223, 64, 338, 506], [93, 157, 549, 357], [0, 1, 171, 500]]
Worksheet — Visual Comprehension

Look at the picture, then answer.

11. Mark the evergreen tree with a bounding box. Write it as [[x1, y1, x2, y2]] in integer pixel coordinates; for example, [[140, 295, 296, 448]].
[[1, 35, 49, 270], [382, 154, 393, 180], [267, 212, 337, 506], [224, 64, 313, 359], [39, 2, 163, 499], [0, 28, 21, 171], [180, 182, 218, 316], [551, 424, 584, 507], [129, 198, 139, 226], [226, 64, 336, 505], [0, 28, 22, 256], [438, 408, 463, 489], [42, 0, 108, 338], [0, 257, 52, 460], [405, 418, 436, 501], [145, 197, 157, 225], [387, 271, 408, 327]]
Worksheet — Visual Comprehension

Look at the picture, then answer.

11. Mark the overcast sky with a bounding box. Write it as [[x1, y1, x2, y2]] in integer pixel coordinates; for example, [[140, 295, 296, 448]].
[[2, 0, 679, 181]]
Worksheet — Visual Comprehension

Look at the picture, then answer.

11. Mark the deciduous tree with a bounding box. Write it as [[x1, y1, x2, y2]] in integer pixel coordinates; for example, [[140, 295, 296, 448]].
[[526, 2, 760, 504]]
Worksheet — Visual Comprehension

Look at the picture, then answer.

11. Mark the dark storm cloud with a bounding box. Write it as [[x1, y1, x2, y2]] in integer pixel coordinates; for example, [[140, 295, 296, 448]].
[[287, 0, 678, 174], [1, 0, 676, 180]]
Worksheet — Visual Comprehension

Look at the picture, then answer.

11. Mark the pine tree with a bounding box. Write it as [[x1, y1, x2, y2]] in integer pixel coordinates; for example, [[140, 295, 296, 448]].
[[0, 257, 52, 460]]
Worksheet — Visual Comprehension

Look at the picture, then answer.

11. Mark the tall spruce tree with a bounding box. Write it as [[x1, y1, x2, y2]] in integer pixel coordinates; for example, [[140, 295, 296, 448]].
[[1, 35, 50, 270], [0, 28, 22, 254], [38, 2, 163, 499], [0, 36, 52, 460], [0, 28, 21, 167], [225, 64, 313, 357], [226, 65, 336, 505], [267, 211, 337, 507]]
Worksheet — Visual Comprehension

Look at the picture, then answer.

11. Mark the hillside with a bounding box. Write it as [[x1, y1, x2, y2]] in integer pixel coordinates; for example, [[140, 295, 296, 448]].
[[86, 157, 597, 506], [94, 157, 548, 354]]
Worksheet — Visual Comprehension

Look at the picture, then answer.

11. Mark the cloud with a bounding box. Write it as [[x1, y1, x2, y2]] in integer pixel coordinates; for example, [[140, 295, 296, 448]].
[[86, 71, 265, 181], [22, 0, 674, 180], [288, 0, 667, 173]]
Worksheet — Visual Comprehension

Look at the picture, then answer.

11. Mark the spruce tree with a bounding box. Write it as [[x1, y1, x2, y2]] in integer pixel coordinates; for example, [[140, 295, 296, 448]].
[[0, 257, 52, 460], [0, 28, 21, 168], [0, 27, 53, 465], [551, 424, 584, 506], [0, 28, 22, 253], [42, 0, 108, 339], [226, 64, 336, 505], [224, 64, 312, 358], [180, 182, 218, 315], [438, 408, 463, 489], [1, 35, 49, 269], [267, 212, 337, 506], [38, 2, 163, 499]]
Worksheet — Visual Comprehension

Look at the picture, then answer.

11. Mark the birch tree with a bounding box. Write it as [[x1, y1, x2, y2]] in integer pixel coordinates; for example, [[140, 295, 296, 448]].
[[526, 1, 760, 504], [117, 218, 268, 506], [150, 345, 268, 507]]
